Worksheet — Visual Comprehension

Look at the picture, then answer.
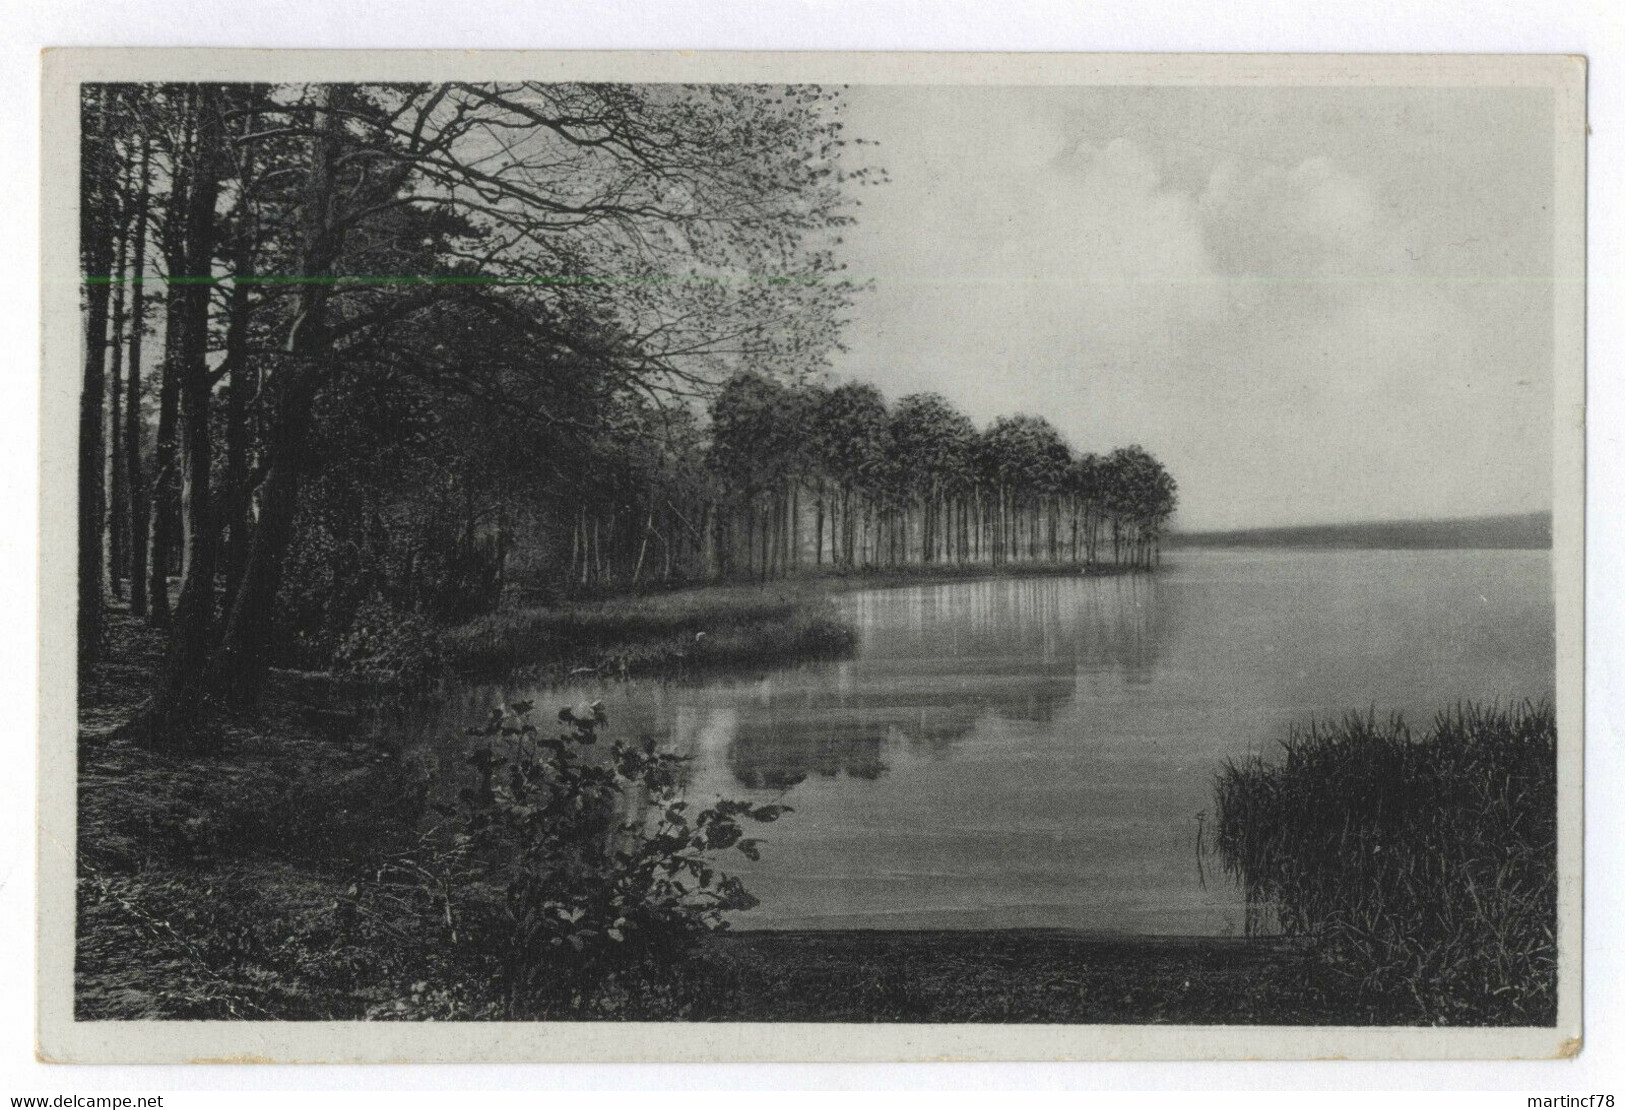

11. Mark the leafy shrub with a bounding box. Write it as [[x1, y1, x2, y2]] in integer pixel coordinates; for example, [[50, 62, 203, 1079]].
[[332, 595, 445, 688], [408, 703, 787, 1018], [1212, 701, 1557, 1025]]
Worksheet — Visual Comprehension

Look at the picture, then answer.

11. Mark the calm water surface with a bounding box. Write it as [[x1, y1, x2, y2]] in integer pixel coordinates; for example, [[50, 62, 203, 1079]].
[[405, 548, 1555, 935]]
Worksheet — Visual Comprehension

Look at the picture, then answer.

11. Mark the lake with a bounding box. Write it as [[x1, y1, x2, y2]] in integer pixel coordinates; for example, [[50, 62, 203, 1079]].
[[405, 547, 1555, 936]]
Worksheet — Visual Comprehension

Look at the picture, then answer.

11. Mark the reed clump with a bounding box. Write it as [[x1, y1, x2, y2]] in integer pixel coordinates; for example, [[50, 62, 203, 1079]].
[[443, 583, 857, 680], [1212, 700, 1557, 1025]]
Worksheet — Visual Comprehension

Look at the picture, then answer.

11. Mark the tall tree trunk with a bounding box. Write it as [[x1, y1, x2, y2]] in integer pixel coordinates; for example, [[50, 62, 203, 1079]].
[[145, 108, 199, 630], [221, 211, 256, 601], [631, 504, 653, 587], [211, 86, 347, 709], [78, 88, 116, 665], [146, 85, 225, 746], [124, 140, 154, 617], [105, 153, 136, 599], [814, 488, 825, 567], [212, 391, 312, 709], [758, 500, 769, 582], [788, 487, 795, 571]]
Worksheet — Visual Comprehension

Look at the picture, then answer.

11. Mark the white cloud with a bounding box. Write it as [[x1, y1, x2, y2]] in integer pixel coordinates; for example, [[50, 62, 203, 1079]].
[[835, 86, 1554, 529]]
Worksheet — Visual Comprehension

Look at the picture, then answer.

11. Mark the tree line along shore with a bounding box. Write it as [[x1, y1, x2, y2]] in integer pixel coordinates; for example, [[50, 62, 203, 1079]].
[[78, 81, 1171, 750]]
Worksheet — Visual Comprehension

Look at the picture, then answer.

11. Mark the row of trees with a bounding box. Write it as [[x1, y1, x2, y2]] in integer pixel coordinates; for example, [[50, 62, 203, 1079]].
[[80, 80, 872, 743], [279, 363, 1177, 624], [708, 375, 1176, 579], [555, 373, 1177, 589]]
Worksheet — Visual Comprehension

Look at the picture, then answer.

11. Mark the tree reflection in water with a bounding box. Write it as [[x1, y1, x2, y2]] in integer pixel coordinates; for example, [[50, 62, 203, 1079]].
[[387, 574, 1167, 805], [711, 574, 1166, 792]]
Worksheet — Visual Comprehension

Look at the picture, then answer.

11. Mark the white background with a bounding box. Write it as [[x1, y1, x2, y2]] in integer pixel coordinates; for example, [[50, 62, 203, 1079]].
[[0, 0, 1619, 1100]]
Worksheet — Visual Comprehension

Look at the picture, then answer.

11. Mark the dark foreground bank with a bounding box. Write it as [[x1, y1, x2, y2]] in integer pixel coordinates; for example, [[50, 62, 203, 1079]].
[[685, 931, 1335, 1024]]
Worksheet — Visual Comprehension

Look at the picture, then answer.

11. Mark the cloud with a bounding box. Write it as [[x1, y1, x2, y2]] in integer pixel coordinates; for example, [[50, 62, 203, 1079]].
[[835, 86, 1554, 529], [1012, 137, 1228, 354], [1192, 151, 1419, 317]]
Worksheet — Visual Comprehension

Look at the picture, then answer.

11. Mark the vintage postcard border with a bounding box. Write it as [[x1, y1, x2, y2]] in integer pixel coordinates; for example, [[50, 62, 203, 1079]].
[[36, 48, 1586, 1064]]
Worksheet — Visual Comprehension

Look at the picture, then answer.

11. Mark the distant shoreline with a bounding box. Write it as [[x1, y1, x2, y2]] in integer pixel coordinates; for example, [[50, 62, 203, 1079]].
[[1169, 511, 1551, 551]]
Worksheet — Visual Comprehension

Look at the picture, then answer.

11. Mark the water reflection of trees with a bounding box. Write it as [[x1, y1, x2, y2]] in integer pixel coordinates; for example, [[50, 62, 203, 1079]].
[[727, 717, 889, 789], [722, 575, 1165, 790], [404, 577, 1169, 796]]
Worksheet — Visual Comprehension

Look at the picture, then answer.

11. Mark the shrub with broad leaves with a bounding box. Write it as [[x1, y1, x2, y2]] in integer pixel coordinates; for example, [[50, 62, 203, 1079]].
[[405, 702, 787, 1017], [331, 595, 445, 688]]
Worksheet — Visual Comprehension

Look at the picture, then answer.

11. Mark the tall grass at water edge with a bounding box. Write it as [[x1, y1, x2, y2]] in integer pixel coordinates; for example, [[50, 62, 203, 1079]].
[[443, 583, 858, 680], [1212, 700, 1557, 1025]]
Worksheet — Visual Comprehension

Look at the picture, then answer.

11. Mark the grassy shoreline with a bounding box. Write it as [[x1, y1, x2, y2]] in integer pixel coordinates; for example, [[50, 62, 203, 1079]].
[[443, 581, 856, 682], [444, 561, 1137, 682]]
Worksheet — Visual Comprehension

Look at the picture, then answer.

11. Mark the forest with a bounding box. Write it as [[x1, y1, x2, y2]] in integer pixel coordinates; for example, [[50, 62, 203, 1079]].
[[78, 80, 1173, 747]]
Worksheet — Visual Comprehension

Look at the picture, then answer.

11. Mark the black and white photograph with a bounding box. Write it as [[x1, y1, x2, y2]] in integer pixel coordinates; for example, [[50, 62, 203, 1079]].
[[36, 49, 1585, 1063]]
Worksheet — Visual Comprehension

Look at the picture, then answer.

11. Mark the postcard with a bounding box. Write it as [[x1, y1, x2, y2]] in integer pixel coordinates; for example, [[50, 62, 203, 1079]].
[[38, 49, 1585, 1062]]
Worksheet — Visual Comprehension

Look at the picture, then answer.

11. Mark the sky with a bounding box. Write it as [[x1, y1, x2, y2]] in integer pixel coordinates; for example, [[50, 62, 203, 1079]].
[[830, 85, 1556, 532]]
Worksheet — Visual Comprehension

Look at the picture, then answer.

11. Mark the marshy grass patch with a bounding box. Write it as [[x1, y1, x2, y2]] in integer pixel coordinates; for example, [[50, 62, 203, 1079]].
[[1212, 700, 1557, 1025], [443, 581, 858, 680]]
